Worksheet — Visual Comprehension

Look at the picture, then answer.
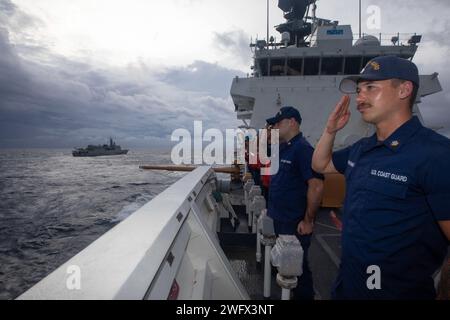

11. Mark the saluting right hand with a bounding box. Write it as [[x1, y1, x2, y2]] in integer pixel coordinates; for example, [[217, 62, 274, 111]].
[[326, 95, 351, 134]]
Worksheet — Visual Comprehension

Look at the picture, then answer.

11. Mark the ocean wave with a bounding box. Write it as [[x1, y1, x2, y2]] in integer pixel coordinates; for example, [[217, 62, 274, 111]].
[[112, 194, 153, 223], [0, 149, 178, 300], [127, 182, 152, 187]]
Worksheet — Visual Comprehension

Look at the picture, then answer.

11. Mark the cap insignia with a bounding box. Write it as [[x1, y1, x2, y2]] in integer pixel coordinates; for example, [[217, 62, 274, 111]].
[[370, 61, 381, 71]]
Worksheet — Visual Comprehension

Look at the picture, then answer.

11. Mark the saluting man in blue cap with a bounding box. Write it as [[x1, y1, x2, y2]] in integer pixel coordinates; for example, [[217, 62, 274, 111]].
[[266, 106, 324, 300], [313, 55, 450, 299]]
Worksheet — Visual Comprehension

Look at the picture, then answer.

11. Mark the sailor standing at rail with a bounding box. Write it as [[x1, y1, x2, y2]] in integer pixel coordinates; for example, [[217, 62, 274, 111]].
[[312, 55, 450, 299], [266, 106, 324, 300]]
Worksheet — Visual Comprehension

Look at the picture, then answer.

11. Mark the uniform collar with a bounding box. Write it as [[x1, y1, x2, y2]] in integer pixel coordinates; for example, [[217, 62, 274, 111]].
[[362, 116, 422, 153], [382, 116, 422, 152], [286, 132, 302, 146]]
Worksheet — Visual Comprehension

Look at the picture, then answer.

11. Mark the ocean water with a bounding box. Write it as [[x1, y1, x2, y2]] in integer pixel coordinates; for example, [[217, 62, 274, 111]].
[[0, 149, 185, 300]]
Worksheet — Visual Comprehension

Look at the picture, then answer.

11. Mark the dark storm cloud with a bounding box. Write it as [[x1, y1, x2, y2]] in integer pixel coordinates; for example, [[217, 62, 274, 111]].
[[1, 0, 449, 147], [0, 0, 244, 148], [0, 27, 240, 148], [0, 28, 31, 97]]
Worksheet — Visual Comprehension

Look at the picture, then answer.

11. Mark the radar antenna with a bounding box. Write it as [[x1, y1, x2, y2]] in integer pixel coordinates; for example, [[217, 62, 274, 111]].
[[275, 0, 316, 47]]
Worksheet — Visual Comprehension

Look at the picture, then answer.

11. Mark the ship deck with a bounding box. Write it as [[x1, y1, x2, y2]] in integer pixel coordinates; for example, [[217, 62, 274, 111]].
[[219, 206, 342, 300]]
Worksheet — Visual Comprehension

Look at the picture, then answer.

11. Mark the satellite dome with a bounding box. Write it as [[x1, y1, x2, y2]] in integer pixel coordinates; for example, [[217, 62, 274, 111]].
[[281, 32, 291, 46], [354, 35, 381, 47]]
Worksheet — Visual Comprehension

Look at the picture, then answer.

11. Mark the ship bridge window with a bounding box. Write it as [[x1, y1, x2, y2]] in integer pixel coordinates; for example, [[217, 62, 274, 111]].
[[344, 57, 363, 75], [321, 57, 344, 75], [304, 57, 320, 76], [258, 59, 269, 76], [270, 58, 286, 76], [287, 59, 303, 76]]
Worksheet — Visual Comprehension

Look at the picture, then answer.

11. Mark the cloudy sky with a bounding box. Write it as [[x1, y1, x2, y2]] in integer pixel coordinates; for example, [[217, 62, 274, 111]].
[[1, 0, 449, 148]]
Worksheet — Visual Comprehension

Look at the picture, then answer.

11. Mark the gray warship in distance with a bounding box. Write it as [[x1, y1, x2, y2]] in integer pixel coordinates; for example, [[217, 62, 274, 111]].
[[72, 138, 128, 157]]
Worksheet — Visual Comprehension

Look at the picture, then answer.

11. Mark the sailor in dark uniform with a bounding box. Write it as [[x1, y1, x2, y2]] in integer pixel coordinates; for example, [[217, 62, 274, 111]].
[[312, 55, 450, 299], [266, 106, 324, 300]]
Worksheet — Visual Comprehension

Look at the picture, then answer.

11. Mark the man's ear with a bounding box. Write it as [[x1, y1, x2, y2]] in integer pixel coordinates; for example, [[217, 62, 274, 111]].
[[399, 81, 414, 100]]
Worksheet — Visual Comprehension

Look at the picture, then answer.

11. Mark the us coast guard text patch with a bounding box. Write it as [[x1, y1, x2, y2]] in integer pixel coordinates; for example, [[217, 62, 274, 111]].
[[370, 169, 408, 183]]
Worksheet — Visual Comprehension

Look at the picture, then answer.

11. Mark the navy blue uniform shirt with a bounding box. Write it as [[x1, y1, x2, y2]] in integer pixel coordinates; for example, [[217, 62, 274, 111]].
[[268, 133, 323, 223], [332, 116, 450, 299]]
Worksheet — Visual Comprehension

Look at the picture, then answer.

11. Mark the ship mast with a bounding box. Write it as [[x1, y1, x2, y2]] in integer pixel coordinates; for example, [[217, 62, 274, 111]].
[[267, 0, 270, 48], [275, 0, 316, 47], [359, 0, 362, 39]]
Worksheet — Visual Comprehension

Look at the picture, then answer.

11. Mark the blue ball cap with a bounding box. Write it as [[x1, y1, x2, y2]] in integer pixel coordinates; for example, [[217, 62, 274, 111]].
[[266, 106, 302, 126], [339, 55, 420, 93]]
